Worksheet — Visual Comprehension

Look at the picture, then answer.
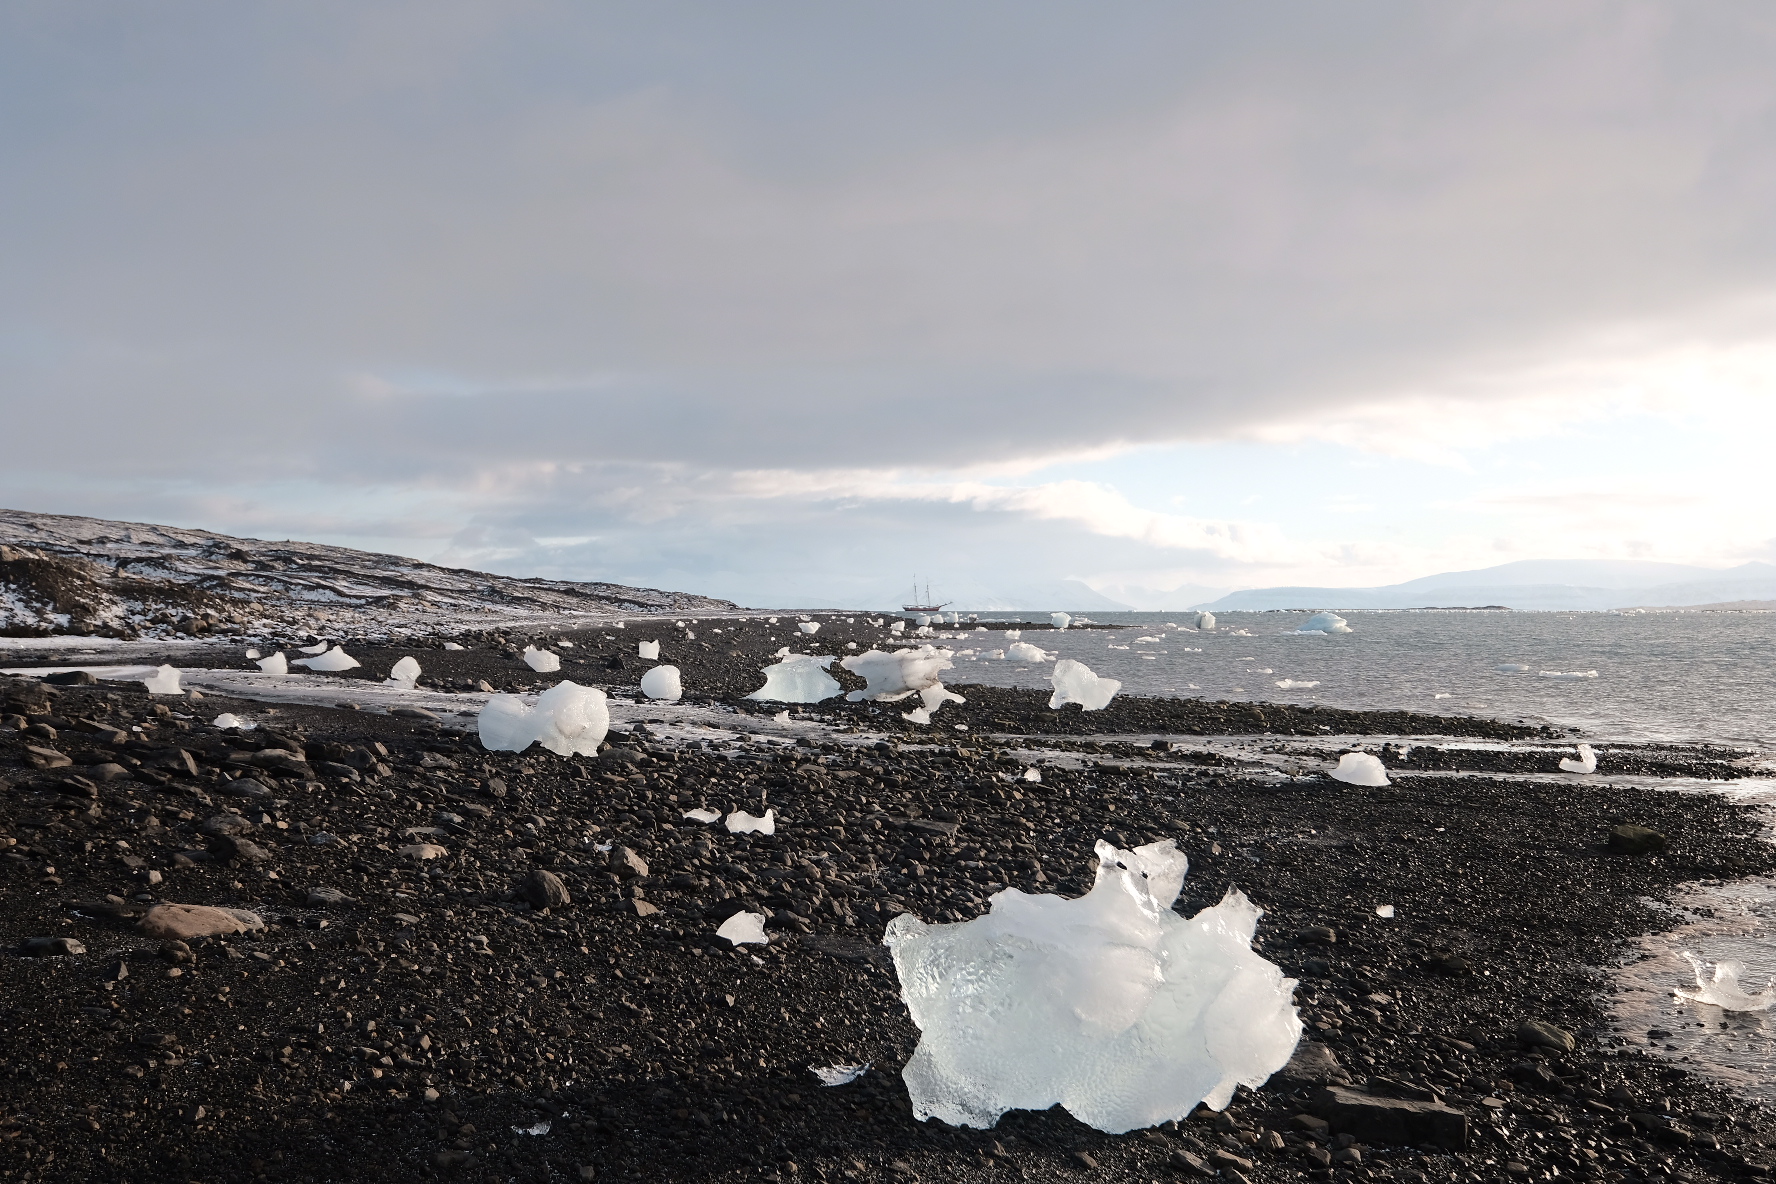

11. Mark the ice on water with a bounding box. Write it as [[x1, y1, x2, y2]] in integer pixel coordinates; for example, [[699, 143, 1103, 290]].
[[884, 838, 1301, 1133], [747, 653, 841, 704], [1048, 659, 1121, 711], [1558, 743, 1597, 774], [1049, 612, 1072, 629], [1676, 951, 1776, 1012], [478, 682, 609, 757], [640, 665, 683, 701], [1296, 612, 1352, 635], [1005, 641, 1053, 663], [1330, 752, 1389, 786], [1195, 612, 1216, 631]]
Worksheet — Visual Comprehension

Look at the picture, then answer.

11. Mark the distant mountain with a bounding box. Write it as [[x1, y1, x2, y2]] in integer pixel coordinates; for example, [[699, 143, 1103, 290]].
[[0, 508, 734, 639], [1086, 582, 1231, 611], [1197, 559, 1776, 612]]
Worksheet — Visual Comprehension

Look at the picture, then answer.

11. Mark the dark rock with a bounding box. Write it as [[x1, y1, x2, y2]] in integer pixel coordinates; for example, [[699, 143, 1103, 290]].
[[24, 744, 72, 769], [212, 836, 274, 862], [1609, 824, 1667, 854], [1070, 1150, 1099, 1169], [21, 936, 86, 956], [519, 868, 571, 909], [1168, 1149, 1215, 1176], [307, 887, 354, 906], [1298, 926, 1338, 945], [200, 812, 256, 836], [42, 670, 96, 685], [1310, 1085, 1469, 1150], [1518, 1019, 1576, 1053], [609, 846, 650, 879], [1274, 1041, 1348, 1088]]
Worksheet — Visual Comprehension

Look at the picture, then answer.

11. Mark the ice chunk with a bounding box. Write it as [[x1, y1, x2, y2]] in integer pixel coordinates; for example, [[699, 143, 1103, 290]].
[[913, 614, 931, 627], [640, 665, 683, 701], [1330, 752, 1389, 786], [1195, 612, 1216, 631], [141, 665, 182, 695], [774, 710, 790, 722], [1047, 659, 1121, 711], [1496, 663, 1530, 673], [1675, 951, 1776, 1011], [244, 648, 261, 659], [813, 1063, 871, 1086], [638, 640, 661, 660], [512, 1121, 552, 1137], [212, 713, 254, 730], [255, 651, 289, 675], [1274, 679, 1320, 690], [442, 641, 465, 650], [746, 653, 840, 704], [902, 706, 932, 725], [1005, 629, 1021, 639], [885, 838, 1301, 1133], [1023, 768, 1042, 783], [798, 621, 821, 635], [1005, 641, 1053, 663], [842, 645, 955, 702], [726, 809, 776, 835], [1375, 904, 1396, 919], [1539, 669, 1598, 680], [385, 656, 421, 690], [888, 620, 906, 634], [1135, 636, 1164, 643], [1049, 612, 1072, 629], [477, 681, 610, 757], [1558, 743, 1597, 774], [682, 808, 721, 824], [718, 911, 770, 946], [298, 641, 331, 654], [522, 646, 561, 673], [1297, 612, 1352, 634], [292, 646, 360, 672]]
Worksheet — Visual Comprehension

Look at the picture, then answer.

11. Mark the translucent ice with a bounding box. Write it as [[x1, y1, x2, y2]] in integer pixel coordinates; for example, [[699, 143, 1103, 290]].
[[889, 620, 906, 634], [913, 614, 931, 627], [746, 653, 841, 704], [244, 648, 260, 659], [1050, 613, 1072, 629], [1005, 630, 1022, 639], [298, 641, 331, 655], [385, 656, 421, 690], [293, 646, 360, 672], [682, 808, 721, 824], [1375, 905, 1396, 919], [1559, 743, 1598, 774], [812, 1063, 871, 1086], [903, 706, 932, 725], [1195, 612, 1216, 631], [1330, 752, 1389, 786], [442, 642, 465, 650], [1539, 669, 1598, 680], [1005, 642, 1053, 663], [212, 713, 253, 730], [1047, 659, 1121, 711], [141, 665, 182, 695], [798, 622, 821, 635], [726, 809, 776, 835], [478, 682, 610, 757], [640, 665, 683, 701], [718, 911, 770, 946], [885, 839, 1301, 1134], [256, 651, 289, 675], [842, 646, 954, 702], [1675, 951, 1776, 1011], [522, 646, 561, 673], [1023, 768, 1043, 783], [1297, 612, 1352, 634], [638, 640, 661, 660], [1275, 679, 1320, 690]]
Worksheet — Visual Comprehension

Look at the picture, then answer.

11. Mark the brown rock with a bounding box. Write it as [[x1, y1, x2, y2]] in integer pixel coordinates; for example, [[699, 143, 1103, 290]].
[[609, 846, 650, 879], [1310, 1085, 1468, 1151], [519, 868, 571, 909], [138, 903, 266, 940], [24, 744, 71, 769]]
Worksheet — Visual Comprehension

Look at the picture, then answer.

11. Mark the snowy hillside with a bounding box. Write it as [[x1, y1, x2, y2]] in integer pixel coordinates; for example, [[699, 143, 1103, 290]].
[[0, 508, 734, 639]]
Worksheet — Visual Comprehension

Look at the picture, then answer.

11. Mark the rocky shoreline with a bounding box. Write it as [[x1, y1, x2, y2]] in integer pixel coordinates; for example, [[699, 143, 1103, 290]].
[[3, 619, 1775, 1184]]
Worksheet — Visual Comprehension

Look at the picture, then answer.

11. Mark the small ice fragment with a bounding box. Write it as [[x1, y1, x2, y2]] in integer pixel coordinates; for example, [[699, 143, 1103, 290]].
[[1195, 611, 1216, 631], [1047, 659, 1121, 711], [682, 808, 721, 824], [613, 621, 626, 629], [442, 641, 465, 650], [522, 646, 561, 673], [1275, 679, 1320, 690], [478, 682, 610, 756], [298, 641, 331, 654], [889, 620, 906, 634], [726, 809, 776, 835], [1496, 663, 1530, 673], [639, 665, 683, 701], [212, 713, 253, 730], [1675, 951, 1776, 1011], [559, 639, 575, 648], [1539, 669, 1598, 680], [1023, 768, 1042, 783], [798, 622, 821, 634], [813, 1063, 871, 1086], [1049, 612, 1071, 629], [913, 614, 931, 627], [1433, 693, 1452, 699], [256, 651, 289, 675], [903, 707, 932, 725], [1558, 743, 1598, 774], [1375, 904, 1396, 919], [292, 646, 360, 672], [1005, 630, 1022, 639], [385, 655, 421, 689], [1005, 641, 1053, 663], [141, 665, 182, 695], [244, 648, 261, 659], [1297, 611, 1352, 634], [717, 911, 770, 946], [773, 710, 790, 723], [638, 640, 661, 660], [511, 1121, 552, 1136], [747, 653, 840, 703], [1330, 752, 1389, 786]]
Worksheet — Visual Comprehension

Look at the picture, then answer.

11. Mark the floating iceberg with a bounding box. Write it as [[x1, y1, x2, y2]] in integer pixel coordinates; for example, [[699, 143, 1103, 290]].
[[798, 621, 821, 635], [842, 646, 954, 702], [1558, 743, 1598, 774], [726, 809, 776, 835], [1005, 630, 1022, 640], [638, 640, 661, 660], [477, 682, 610, 757], [1047, 659, 1121, 711], [1195, 612, 1216, 631], [1496, 663, 1530, 673], [1049, 613, 1072, 629], [718, 911, 770, 946], [385, 656, 421, 690], [1275, 679, 1320, 690], [639, 665, 683, 701], [255, 651, 289, 675], [1329, 752, 1388, 786], [522, 646, 561, 673], [1296, 612, 1352, 635], [1005, 641, 1053, 663], [141, 665, 182, 695], [747, 653, 841, 704], [1539, 670, 1598, 680], [292, 646, 360, 672], [885, 839, 1301, 1133], [1675, 951, 1776, 1011]]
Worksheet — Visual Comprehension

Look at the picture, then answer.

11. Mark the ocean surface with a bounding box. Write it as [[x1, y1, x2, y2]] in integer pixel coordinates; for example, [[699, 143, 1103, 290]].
[[938, 609, 1776, 748]]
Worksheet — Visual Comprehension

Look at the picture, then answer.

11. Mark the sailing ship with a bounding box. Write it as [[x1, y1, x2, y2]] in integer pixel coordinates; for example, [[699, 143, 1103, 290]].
[[902, 582, 950, 613]]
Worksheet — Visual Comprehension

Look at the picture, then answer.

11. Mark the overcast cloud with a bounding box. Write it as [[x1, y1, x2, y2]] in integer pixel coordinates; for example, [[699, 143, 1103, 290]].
[[5, 2, 1776, 606]]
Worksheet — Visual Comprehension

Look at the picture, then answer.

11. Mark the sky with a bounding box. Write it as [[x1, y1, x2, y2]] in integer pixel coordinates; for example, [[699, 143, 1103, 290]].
[[5, 1, 1776, 608]]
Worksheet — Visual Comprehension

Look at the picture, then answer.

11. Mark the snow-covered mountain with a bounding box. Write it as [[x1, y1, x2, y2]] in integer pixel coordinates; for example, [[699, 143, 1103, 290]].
[[0, 508, 734, 639], [1196, 559, 1776, 612]]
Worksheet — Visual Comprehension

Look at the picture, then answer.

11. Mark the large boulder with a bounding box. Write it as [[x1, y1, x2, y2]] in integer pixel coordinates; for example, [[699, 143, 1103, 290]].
[[138, 904, 265, 940]]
